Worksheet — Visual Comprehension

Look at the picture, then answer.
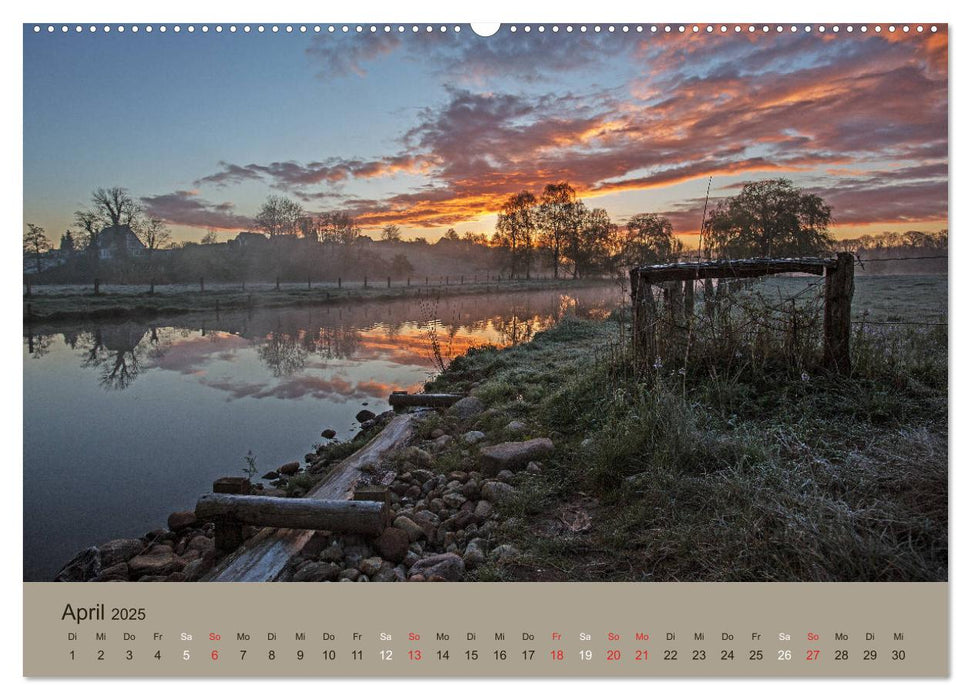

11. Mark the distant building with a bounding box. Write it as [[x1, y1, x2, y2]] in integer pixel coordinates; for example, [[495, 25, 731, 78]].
[[91, 224, 146, 260], [227, 231, 270, 249]]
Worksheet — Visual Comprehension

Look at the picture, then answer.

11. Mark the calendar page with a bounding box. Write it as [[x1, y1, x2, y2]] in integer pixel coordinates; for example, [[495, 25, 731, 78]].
[[20, 15, 949, 682]]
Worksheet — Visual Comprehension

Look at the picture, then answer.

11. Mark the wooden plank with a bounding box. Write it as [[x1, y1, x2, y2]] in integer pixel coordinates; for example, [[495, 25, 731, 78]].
[[388, 391, 464, 408], [202, 413, 416, 582], [196, 495, 388, 534], [633, 257, 835, 284]]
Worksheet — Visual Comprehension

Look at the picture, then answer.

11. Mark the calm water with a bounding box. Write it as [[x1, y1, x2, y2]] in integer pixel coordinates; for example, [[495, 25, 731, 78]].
[[23, 285, 623, 580]]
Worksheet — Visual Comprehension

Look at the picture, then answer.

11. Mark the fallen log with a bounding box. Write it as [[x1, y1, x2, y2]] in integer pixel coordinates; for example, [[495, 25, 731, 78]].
[[388, 391, 463, 409], [197, 495, 388, 551], [202, 413, 416, 581]]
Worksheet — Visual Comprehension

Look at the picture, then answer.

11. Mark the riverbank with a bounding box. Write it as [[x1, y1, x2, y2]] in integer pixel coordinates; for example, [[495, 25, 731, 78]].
[[24, 277, 617, 323], [52, 281, 947, 582]]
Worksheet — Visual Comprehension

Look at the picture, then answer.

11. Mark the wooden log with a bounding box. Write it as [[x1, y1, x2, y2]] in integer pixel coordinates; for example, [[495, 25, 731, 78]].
[[633, 257, 834, 284], [196, 494, 388, 534], [203, 413, 416, 582], [212, 476, 251, 495], [388, 391, 463, 409], [823, 252, 855, 374]]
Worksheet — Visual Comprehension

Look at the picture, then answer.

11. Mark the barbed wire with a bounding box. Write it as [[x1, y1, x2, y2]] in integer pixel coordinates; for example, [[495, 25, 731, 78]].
[[854, 254, 948, 262]]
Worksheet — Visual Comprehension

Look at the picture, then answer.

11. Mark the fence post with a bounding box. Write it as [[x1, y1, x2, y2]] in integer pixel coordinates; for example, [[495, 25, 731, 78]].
[[149, 279, 155, 295], [630, 270, 657, 365], [276, 277, 280, 291], [364, 276, 368, 288], [94, 278, 101, 295], [823, 252, 854, 374], [25, 278, 32, 297], [338, 277, 341, 289], [387, 276, 391, 289], [200, 277, 205, 292], [308, 276, 311, 290]]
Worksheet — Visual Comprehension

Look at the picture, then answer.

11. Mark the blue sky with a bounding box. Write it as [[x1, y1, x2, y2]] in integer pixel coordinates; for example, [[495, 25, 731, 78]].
[[23, 24, 949, 244]]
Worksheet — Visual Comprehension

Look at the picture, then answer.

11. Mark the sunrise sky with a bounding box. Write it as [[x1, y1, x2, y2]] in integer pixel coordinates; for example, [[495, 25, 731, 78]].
[[22, 24, 948, 245]]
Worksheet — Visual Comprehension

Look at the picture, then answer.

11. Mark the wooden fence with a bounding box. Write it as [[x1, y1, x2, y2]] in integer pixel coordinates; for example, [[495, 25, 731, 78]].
[[629, 253, 855, 373]]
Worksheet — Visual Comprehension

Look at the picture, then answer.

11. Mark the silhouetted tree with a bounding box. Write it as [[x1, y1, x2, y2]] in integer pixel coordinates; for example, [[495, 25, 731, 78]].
[[496, 191, 537, 279], [623, 213, 683, 265], [24, 223, 50, 273], [381, 224, 402, 241], [59, 230, 76, 256], [140, 218, 172, 253], [538, 182, 583, 279], [704, 179, 833, 258], [255, 195, 304, 237]]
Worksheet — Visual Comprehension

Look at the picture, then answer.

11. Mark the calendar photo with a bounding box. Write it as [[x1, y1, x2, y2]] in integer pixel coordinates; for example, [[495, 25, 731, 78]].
[[23, 22, 947, 592]]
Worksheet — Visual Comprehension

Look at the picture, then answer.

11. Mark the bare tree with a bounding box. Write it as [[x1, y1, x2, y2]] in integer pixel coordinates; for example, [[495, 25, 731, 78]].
[[24, 223, 50, 273], [201, 229, 219, 245], [381, 223, 402, 241], [255, 195, 304, 237], [496, 191, 537, 279], [140, 218, 172, 253], [91, 187, 141, 228]]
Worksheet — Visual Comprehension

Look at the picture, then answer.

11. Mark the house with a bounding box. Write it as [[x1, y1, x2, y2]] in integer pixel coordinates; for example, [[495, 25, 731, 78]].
[[227, 231, 270, 249], [91, 224, 146, 260]]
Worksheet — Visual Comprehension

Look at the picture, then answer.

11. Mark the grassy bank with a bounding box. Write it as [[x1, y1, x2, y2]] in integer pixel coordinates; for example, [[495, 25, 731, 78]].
[[424, 278, 947, 581], [23, 278, 612, 323]]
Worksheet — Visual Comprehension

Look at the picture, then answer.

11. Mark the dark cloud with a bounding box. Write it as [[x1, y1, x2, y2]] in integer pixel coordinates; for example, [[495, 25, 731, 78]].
[[141, 190, 253, 230], [193, 31, 948, 232]]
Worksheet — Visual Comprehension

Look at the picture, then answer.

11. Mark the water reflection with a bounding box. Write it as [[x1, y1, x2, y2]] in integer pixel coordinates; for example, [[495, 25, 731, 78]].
[[24, 286, 623, 392], [22, 285, 623, 580]]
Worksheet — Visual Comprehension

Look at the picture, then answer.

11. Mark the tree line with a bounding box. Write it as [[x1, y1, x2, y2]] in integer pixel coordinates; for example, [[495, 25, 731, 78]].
[[29, 178, 935, 282]]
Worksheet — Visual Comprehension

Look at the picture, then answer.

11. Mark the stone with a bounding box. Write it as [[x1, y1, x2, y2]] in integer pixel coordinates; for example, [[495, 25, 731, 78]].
[[393, 516, 426, 542], [167, 511, 198, 532], [55, 547, 101, 582], [186, 535, 214, 554], [481, 481, 517, 503], [408, 553, 466, 582], [526, 461, 543, 474], [431, 435, 453, 451], [319, 543, 345, 562], [491, 544, 520, 563], [278, 461, 300, 476], [473, 500, 494, 522], [463, 539, 487, 568], [478, 438, 554, 475], [375, 527, 410, 563], [447, 396, 485, 420], [430, 428, 445, 439], [93, 562, 130, 582], [97, 538, 145, 568], [300, 532, 332, 559], [442, 492, 467, 509], [356, 409, 376, 423], [128, 551, 183, 577], [261, 470, 279, 480], [359, 556, 385, 578], [505, 420, 528, 434], [321, 428, 337, 439], [339, 568, 360, 580], [293, 561, 341, 582], [461, 430, 486, 445], [411, 468, 435, 484], [496, 469, 515, 483]]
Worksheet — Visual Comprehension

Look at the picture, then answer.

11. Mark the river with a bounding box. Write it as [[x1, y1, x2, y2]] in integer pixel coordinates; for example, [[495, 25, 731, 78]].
[[23, 283, 624, 580]]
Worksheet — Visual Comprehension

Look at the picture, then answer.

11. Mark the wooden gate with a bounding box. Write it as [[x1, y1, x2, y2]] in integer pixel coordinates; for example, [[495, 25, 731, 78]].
[[629, 252, 854, 373]]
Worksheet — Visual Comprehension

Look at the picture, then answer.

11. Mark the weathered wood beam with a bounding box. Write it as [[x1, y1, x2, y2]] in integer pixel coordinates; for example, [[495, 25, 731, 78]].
[[633, 258, 835, 284], [202, 413, 416, 581], [388, 391, 463, 409], [197, 495, 387, 551]]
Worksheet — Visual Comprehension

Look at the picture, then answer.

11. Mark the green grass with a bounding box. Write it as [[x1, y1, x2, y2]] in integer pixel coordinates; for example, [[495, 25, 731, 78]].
[[428, 275, 948, 582]]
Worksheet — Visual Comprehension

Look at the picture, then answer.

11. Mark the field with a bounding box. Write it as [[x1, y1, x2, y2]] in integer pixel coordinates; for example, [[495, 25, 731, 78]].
[[23, 278, 611, 322], [424, 274, 948, 582]]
